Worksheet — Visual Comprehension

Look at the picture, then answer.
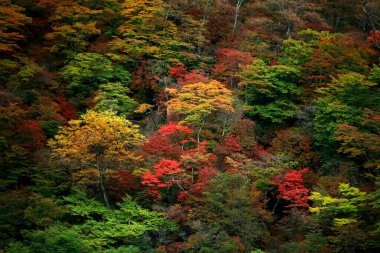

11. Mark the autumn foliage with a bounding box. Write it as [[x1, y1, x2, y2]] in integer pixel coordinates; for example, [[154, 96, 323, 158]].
[[273, 168, 310, 208], [1, 0, 380, 252]]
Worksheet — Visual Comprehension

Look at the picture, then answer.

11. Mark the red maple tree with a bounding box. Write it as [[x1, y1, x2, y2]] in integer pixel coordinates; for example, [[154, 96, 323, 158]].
[[273, 168, 310, 208]]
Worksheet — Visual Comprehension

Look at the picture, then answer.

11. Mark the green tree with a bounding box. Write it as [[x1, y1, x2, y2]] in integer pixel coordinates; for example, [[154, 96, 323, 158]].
[[60, 53, 131, 109], [239, 59, 301, 124], [94, 82, 137, 117], [314, 72, 379, 172]]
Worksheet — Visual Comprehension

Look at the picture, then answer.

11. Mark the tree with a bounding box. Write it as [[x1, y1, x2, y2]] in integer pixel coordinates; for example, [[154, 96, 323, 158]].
[[48, 110, 144, 208], [335, 109, 380, 173], [314, 72, 379, 172], [212, 48, 254, 86], [231, 0, 249, 34], [363, 1, 380, 50], [166, 80, 234, 142], [309, 183, 371, 252], [248, 0, 326, 41], [0, 0, 31, 53], [273, 168, 310, 208], [93, 82, 137, 117], [191, 173, 270, 251], [141, 159, 185, 200], [140, 123, 217, 202], [239, 59, 301, 123], [8, 191, 176, 252], [45, 1, 101, 58], [60, 53, 131, 109], [112, 0, 192, 60], [270, 128, 318, 169], [280, 30, 376, 77]]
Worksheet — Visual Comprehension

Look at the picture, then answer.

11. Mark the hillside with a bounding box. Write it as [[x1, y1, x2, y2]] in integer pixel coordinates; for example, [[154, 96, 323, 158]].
[[0, 0, 380, 252]]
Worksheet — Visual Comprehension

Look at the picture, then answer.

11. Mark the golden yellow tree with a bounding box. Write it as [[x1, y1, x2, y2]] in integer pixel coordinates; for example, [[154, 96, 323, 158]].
[[48, 110, 144, 208], [166, 80, 234, 142]]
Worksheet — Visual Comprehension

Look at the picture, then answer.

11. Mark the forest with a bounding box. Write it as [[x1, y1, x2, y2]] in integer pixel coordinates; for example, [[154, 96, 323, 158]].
[[0, 0, 380, 252]]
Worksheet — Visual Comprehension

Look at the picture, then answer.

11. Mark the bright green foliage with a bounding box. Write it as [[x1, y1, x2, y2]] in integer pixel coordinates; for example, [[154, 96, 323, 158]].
[[104, 246, 140, 253], [8, 191, 176, 252], [94, 82, 137, 117], [309, 183, 374, 251], [61, 53, 130, 91], [318, 72, 379, 109], [314, 96, 362, 161], [239, 59, 301, 123], [280, 39, 313, 66], [309, 183, 367, 226], [8, 224, 92, 253], [60, 53, 131, 108], [64, 191, 108, 218], [369, 64, 380, 84], [64, 191, 176, 250]]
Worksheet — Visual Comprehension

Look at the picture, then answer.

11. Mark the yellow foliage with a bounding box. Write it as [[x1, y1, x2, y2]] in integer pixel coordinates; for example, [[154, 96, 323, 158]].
[[134, 103, 154, 114], [49, 110, 145, 186], [166, 80, 234, 127]]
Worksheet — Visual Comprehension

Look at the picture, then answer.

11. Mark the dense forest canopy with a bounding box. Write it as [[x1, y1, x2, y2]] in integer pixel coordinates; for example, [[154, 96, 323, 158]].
[[0, 0, 380, 252]]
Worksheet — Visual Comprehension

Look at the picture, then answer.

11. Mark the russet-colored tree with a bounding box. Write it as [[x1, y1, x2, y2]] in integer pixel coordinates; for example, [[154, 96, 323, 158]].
[[0, 0, 31, 53], [212, 48, 254, 86]]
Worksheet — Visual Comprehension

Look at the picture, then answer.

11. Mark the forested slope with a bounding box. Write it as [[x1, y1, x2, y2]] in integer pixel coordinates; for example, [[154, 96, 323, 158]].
[[0, 0, 380, 252]]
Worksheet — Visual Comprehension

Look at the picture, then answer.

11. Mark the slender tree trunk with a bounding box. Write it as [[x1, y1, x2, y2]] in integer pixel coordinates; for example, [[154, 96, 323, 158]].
[[221, 116, 227, 139], [96, 155, 111, 209], [100, 176, 112, 209], [233, 0, 243, 34], [334, 13, 341, 32], [196, 126, 202, 143], [272, 197, 280, 213]]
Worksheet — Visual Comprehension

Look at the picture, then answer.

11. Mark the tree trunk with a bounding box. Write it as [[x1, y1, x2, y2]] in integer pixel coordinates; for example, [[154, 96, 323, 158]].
[[196, 126, 202, 144], [96, 155, 111, 209], [233, 1, 243, 34], [100, 176, 112, 209]]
